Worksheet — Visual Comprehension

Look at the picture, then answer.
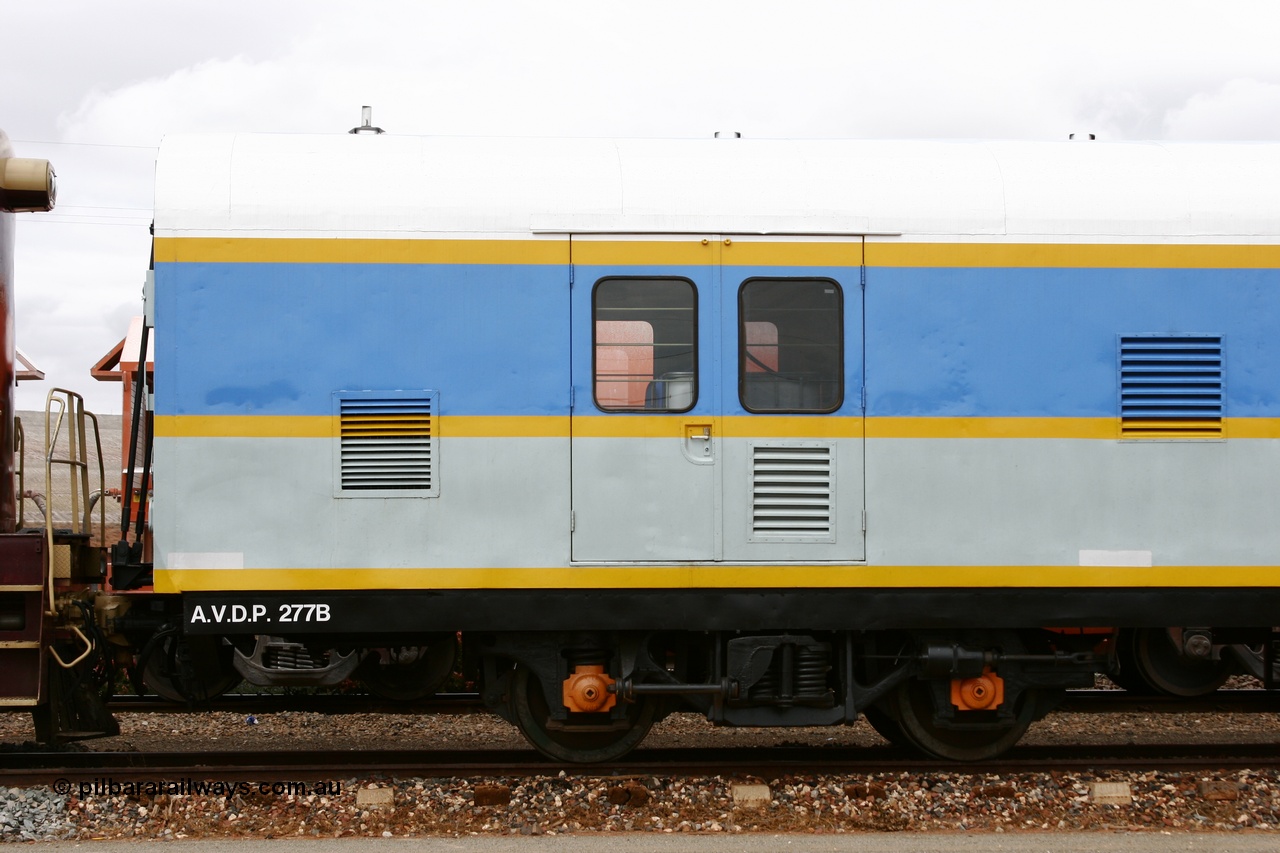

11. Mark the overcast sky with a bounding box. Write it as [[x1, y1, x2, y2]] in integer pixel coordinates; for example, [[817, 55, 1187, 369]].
[[6, 0, 1280, 414]]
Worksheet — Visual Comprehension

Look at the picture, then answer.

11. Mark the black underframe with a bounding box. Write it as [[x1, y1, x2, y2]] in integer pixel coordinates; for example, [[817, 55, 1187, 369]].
[[182, 587, 1280, 635]]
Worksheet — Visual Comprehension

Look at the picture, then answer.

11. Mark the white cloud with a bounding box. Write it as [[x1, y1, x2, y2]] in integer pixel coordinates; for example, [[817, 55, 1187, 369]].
[[1163, 78, 1280, 140]]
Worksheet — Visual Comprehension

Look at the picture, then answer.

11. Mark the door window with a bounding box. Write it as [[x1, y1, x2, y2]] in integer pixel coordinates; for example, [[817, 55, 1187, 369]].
[[593, 277, 697, 412], [738, 278, 843, 413]]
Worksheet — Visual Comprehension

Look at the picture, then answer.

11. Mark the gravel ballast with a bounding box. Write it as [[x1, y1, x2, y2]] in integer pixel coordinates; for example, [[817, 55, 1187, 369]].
[[3, 769, 1280, 841], [5, 706, 1280, 841]]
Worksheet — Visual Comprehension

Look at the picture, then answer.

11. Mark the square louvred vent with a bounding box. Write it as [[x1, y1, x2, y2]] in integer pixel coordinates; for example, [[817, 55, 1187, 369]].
[[1120, 337, 1223, 438], [749, 442, 835, 542], [335, 392, 438, 496]]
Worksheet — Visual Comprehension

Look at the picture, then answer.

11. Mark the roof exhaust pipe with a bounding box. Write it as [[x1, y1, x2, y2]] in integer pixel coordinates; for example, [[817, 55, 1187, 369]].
[[349, 106, 385, 135]]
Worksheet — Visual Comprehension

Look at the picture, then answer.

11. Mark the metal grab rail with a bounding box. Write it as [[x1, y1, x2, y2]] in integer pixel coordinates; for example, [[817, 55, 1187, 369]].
[[14, 416, 23, 529], [48, 624, 93, 669], [42, 389, 106, 616]]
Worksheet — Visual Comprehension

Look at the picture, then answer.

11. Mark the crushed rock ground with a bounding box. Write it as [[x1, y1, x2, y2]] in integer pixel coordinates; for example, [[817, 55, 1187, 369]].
[[5, 769, 1280, 841], [4, 702, 1280, 840]]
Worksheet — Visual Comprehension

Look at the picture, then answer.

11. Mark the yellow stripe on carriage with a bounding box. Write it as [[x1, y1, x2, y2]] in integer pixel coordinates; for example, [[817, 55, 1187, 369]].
[[154, 415, 334, 438], [570, 240, 864, 267], [867, 242, 1280, 269], [864, 417, 1117, 439], [154, 563, 1280, 593], [154, 414, 572, 439], [154, 414, 1280, 440], [154, 237, 569, 265], [155, 236, 1280, 269]]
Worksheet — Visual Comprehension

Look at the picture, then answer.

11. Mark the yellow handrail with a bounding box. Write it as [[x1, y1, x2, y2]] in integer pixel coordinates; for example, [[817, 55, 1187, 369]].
[[13, 416, 23, 530], [42, 389, 105, 616], [48, 624, 93, 669]]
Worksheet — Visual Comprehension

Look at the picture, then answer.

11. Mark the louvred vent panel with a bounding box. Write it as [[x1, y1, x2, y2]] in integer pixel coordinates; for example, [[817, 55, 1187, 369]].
[[751, 444, 834, 540], [1120, 337, 1223, 438], [339, 396, 434, 491]]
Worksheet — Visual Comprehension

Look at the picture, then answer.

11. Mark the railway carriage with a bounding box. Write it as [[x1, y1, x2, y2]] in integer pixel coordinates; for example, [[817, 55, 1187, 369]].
[[0, 131, 113, 739], [115, 133, 1280, 761], [0, 130, 49, 715]]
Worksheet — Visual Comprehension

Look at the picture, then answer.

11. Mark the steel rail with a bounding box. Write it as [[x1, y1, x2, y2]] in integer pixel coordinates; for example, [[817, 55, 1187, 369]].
[[99, 689, 1280, 715], [6, 743, 1280, 787], [104, 692, 484, 715]]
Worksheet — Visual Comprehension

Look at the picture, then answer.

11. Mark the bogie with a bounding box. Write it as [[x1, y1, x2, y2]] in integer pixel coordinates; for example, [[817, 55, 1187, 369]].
[[472, 630, 1103, 761]]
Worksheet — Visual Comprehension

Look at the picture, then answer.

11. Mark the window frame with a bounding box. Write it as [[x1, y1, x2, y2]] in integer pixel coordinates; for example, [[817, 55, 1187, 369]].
[[591, 276, 699, 413], [737, 276, 844, 415]]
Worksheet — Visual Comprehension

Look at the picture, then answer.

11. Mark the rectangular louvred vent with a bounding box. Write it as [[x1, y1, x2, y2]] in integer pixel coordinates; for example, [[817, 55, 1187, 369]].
[[750, 443, 835, 542], [1120, 337, 1223, 438], [336, 392, 438, 496]]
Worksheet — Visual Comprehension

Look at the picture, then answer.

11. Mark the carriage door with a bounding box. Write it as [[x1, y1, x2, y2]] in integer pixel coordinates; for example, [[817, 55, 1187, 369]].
[[719, 247, 865, 562], [570, 237, 721, 562]]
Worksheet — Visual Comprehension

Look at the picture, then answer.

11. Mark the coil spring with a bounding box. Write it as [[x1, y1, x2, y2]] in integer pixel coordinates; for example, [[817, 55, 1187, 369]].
[[794, 644, 830, 697], [264, 644, 325, 670], [747, 642, 831, 703]]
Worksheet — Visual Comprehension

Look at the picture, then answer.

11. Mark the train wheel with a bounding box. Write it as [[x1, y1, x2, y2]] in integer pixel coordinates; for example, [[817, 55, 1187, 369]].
[[509, 664, 656, 763], [141, 633, 240, 703], [891, 678, 1035, 762], [1107, 632, 1157, 694], [1226, 643, 1278, 683], [860, 703, 914, 749], [1119, 628, 1230, 697], [362, 635, 459, 701]]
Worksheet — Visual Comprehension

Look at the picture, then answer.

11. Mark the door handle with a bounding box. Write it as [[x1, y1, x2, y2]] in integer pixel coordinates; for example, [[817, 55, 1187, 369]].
[[683, 423, 714, 463]]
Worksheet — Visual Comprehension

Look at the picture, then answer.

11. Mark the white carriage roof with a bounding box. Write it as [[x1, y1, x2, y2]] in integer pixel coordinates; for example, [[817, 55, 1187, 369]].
[[153, 133, 1280, 241]]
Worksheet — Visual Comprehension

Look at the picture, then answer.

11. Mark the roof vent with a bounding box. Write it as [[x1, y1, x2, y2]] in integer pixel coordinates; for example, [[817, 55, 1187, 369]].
[[714, 131, 742, 139], [349, 106, 385, 135], [1069, 133, 1096, 141]]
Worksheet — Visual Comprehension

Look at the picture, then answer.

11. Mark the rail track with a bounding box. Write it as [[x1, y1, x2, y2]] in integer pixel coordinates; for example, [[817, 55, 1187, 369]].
[[2, 689, 1275, 788], [100, 689, 1280, 716], [104, 691, 485, 715], [6, 741, 1280, 787]]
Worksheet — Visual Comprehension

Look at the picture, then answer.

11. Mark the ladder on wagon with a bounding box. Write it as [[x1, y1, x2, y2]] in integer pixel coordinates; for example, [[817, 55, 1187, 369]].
[[0, 389, 116, 739], [0, 406, 48, 711]]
